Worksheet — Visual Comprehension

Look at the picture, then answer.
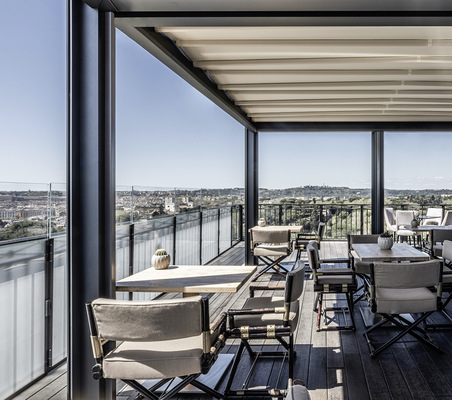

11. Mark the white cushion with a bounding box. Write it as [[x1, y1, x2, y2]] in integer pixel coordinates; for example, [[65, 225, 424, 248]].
[[376, 287, 437, 314], [103, 335, 203, 380], [254, 244, 290, 257]]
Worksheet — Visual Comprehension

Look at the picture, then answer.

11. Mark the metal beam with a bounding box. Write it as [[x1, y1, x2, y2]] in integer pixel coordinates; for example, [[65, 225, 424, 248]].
[[68, 1, 116, 399], [245, 128, 258, 265], [114, 11, 452, 27], [371, 131, 385, 234], [255, 121, 452, 132]]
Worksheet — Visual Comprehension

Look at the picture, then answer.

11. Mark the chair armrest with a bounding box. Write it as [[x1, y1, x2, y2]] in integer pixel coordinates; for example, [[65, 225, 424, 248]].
[[317, 269, 354, 276], [209, 312, 227, 355], [228, 307, 284, 316], [319, 257, 351, 266], [249, 284, 285, 297]]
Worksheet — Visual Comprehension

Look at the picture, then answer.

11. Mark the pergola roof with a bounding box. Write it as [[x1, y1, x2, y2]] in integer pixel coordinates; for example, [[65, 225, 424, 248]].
[[87, 0, 452, 130]]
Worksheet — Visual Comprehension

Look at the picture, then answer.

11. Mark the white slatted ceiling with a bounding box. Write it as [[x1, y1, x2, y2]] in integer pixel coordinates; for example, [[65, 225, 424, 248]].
[[157, 26, 452, 122]]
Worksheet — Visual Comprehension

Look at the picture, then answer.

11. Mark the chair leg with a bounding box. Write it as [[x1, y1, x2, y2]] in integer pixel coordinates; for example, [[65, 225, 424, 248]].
[[123, 380, 160, 400], [365, 312, 442, 358], [224, 340, 246, 395], [346, 292, 356, 331], [316, 293, 323, 331], [191, 379, 225, 399], [288, 334, 294, 387]]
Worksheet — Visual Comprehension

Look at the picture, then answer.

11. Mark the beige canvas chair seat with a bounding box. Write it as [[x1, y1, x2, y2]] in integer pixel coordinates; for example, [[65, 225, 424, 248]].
[[250, 227, 292, 280], [86, 296, 227, 400], [364, 260, 442, 358], [254, 244, 290, 257], [103, 336, 204, 380], [375, 287, 437, 315], [225, 261, 305, 398], [307, 241, 356, 331], [234, 296, 300, 329], [354, 259, 371, 274], [317, 273, 354, 285]]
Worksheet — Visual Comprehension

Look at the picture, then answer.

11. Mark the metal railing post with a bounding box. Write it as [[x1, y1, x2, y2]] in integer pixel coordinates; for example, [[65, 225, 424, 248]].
[[173, 216, 177, 264], [128, 224, 134, 300], [44, 237, 54, 371], [199, 210, 203, 265], [360, 205, 364, 235], [279, 204, 283, 225], [217, 208, 221, 256]]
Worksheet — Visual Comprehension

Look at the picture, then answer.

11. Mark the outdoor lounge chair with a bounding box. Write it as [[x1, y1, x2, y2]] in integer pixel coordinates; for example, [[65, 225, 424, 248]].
[[396, 210, 421, 245], [426, 240, 452, 330], [250, 227, 292, 281], [422, 207, 443, 226], [364, 260, 442, 357], [347, 233, 380, 303], [85, 296, 227, 400], [307, 241, 356, 331], [225, 260, 305, 398], [384, 207, 397, 236], [441, 210, 452, 226], [294, 222, 326, 260]]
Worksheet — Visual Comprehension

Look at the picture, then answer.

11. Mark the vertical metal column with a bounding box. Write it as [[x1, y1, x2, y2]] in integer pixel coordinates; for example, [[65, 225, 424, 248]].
[[44, 238, 54, 372], [245, 128, 258, 265], [68, 1, 115, 399], [371, 131, 385, 234]]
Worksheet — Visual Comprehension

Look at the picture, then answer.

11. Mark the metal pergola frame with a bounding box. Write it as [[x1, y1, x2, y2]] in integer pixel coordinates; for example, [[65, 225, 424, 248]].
[[69, 1, 452, 398]]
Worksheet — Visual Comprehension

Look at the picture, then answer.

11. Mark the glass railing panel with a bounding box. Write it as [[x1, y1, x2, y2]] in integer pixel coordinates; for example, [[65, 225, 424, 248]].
[[176, 212, 201, 264], [49, 183, 67, 236], [202, 209, 219, 263], [116, 185, 133, 223], [0, 182, 50, 241], [219, 207, 232, 253], [0, 239, 46, 399], [133, 216, 174, 300], [116, 223, 131, 300], [52, 234, 67, 365]]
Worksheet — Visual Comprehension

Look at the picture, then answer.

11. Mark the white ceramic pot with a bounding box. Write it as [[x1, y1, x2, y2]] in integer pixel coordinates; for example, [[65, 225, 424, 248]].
[[258, 219, 266, 227], [378, 236, 394, 250], [152, 253, 171, 270]]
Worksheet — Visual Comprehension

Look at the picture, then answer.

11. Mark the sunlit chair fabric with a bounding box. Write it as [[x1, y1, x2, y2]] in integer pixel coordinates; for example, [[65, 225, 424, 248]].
[[86, 296, 226, 400], [285, 384, 311, 400], [422, 207, 443, 226], [396, 210, 420, 244], [250, 227, 292, 280], [364, 260, 442, 357], [307, 241, 356, 331], [384, 207, 397, 234], [441, 211, 452, 226], [225, 261, 305, 397]]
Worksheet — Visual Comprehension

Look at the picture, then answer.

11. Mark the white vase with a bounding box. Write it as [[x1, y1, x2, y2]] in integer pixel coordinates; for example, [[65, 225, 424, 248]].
[[258, 219, 266, 227], [378, 236, 394, 250]]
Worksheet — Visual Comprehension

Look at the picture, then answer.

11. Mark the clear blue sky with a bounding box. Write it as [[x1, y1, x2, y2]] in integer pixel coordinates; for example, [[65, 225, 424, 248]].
[[1, 0, 451, 191]]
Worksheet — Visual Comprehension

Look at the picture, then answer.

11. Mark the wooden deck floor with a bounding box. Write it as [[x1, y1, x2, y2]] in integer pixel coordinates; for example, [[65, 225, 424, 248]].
[[15, 241, 452, 400]]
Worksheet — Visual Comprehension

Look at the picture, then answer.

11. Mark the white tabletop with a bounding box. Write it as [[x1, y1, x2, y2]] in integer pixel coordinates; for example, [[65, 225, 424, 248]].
[[116, 264, 257, 294], [352, 242, 429, 262]]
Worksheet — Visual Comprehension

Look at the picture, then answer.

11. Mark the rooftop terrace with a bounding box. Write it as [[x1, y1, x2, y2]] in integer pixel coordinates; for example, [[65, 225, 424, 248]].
[[14, 241, 452, 400]]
